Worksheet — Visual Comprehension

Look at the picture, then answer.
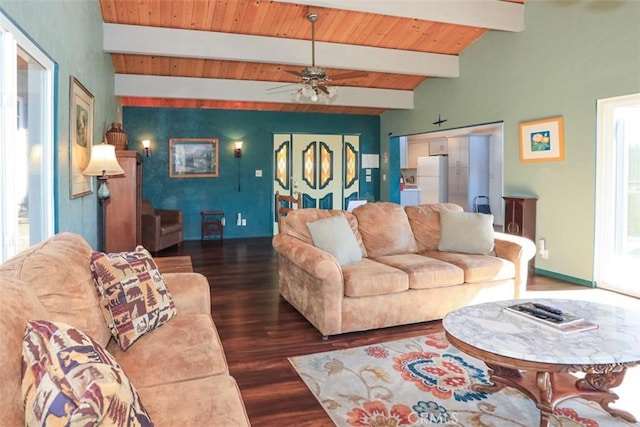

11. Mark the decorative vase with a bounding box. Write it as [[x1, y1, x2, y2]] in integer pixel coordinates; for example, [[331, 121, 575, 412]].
[[105, 122, 128, 150]]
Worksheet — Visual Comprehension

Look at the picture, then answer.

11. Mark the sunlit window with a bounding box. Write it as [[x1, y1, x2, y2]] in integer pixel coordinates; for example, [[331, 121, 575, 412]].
[[595, 94, 640, 297], [1, 11, 55, 262]]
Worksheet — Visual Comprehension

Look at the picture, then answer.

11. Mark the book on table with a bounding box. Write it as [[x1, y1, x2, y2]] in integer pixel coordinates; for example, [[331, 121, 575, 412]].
[[504, 302, 599, 334]]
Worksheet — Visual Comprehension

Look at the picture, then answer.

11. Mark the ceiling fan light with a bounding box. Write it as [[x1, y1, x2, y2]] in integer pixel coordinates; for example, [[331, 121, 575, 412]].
[[292, 82, 337, 104], [301, 85, 314, 97]]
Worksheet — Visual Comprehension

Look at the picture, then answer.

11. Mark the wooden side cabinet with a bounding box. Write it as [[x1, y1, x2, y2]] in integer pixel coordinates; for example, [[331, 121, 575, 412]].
[[104, 151, 142, 253], [503, 195, 537, 273]]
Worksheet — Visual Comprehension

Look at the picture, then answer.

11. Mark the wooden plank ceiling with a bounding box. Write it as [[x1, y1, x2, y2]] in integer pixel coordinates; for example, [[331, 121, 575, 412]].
[[99, 0, 524, 115]]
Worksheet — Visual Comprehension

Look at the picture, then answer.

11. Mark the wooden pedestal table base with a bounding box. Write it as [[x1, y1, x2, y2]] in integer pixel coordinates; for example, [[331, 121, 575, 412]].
[[443, 299, 640, 427], [472, 363, 636, 427]]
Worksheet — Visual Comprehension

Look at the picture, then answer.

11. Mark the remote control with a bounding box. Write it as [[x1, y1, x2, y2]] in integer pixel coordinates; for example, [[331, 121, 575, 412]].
[[518, 305, 565, 322], [532, 303, 563, 316]]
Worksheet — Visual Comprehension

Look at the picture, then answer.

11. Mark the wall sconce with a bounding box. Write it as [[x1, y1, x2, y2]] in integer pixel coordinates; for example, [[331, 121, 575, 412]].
[[234, 141, 243, 158], [141, 139, 151, 157], [234, 141, 244, 192]]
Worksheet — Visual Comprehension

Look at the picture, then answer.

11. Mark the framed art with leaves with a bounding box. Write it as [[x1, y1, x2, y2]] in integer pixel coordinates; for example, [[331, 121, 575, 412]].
[[69, 76, 94, 197]]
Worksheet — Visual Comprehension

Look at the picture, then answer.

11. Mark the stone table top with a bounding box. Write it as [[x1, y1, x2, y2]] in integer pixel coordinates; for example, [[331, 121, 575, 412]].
[[442, 298, 640, 366]]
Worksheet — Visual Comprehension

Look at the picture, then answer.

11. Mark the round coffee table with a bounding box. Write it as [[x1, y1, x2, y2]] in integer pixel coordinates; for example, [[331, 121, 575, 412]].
[[442, 298, 640, 427]]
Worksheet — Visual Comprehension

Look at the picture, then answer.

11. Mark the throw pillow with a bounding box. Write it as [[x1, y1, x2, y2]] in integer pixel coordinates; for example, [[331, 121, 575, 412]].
[[89, 246, 177, 350], [21, 320, 153, 426], [438, 208, 495, 254], [307, 215, 363, 266]]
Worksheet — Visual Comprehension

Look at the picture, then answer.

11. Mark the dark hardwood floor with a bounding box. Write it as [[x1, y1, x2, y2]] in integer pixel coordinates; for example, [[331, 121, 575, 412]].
[[157, 237, 598, 427]]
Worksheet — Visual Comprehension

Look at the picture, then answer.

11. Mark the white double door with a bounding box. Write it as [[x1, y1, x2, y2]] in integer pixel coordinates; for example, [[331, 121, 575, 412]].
[[273, 133, 359, 227], [595, 93, 640, 297]]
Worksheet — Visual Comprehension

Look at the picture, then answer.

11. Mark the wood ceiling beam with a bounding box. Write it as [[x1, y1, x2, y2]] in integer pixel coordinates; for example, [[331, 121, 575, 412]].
[[272, 0, 525, 32], [114, 74, 414, 110], [103, 23, 459, 78]]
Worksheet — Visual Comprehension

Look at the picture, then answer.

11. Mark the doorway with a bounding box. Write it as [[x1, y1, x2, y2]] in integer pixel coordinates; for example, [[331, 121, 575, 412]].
[[398, 122, 504, 227], [595, 93, 640, 297], [0, 12, 55, 263], [273, 133, 360, 232]]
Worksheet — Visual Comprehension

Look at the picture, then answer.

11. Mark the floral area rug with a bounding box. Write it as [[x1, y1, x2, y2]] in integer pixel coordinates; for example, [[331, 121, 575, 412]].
[[289, 333, 639, 426]]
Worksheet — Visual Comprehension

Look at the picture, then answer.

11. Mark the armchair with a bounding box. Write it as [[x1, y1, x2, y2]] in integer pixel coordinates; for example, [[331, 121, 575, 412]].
[[141, 200, 183, 253]]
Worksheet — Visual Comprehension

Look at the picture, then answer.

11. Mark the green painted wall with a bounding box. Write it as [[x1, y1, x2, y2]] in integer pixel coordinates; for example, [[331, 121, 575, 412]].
[[1, 0, 120, 248], [124, 107, 380, 240], [381, 1, 640, 283]]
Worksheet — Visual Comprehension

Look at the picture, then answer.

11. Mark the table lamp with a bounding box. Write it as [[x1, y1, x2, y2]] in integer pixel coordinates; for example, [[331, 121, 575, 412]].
[[83, 142, 124, 250]]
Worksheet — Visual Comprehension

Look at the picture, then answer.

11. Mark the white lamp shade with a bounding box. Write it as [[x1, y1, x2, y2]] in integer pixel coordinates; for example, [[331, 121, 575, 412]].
[[83, 143, 124, 176]]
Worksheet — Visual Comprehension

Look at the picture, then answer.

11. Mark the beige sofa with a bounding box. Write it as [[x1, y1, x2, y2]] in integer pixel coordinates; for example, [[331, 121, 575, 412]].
[[0, 232, 250, 426], [272, 202, 536, 338]]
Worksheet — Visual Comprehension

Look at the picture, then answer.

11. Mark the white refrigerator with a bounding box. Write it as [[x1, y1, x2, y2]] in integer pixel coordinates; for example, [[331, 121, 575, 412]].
[[417, 156, 448, 204]]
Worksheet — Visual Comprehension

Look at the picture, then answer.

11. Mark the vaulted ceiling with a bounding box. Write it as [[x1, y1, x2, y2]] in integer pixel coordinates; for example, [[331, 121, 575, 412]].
[[99, 0, 524, 115]]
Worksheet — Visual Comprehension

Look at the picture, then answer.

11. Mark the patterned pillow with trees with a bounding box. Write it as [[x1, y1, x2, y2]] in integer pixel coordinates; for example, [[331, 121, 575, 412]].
[[89, 246, 177, 350], [21, 320, 153, 426]]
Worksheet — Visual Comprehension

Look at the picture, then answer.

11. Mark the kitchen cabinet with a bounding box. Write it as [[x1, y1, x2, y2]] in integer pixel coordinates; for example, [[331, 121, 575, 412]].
[[104, 151, 142, 252], [400, 189, 421, 206], [407, 142, 429, 169], [448, 136, 469, 168], [429, 139, 448, 155], [447, 135, 489, 212], [399, 136, 408, 168]]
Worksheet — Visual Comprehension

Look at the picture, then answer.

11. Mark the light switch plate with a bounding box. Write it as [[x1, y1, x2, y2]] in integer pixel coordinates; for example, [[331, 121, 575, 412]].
[[255, 170, 262, 177]]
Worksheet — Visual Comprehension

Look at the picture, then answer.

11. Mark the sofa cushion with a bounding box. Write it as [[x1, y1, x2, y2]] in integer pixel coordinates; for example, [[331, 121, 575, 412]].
[[21, 320, 152, 427], [137, 375, 249, 427], [405, 203, 463, 252], [353, 202, 418, 257], [106, 313, 229, 389], [422, 250, 515, 283], [161, 222, 182, 234], [373, 254, 464, 289], [0, 232, 112, 348], [281, 208, 368, 257], [342, 258, 408, 297], [438, 208, 495, 255], [0, 277, 50, 427], [307, 215, 363, 266], [89, 246, 177, 350]]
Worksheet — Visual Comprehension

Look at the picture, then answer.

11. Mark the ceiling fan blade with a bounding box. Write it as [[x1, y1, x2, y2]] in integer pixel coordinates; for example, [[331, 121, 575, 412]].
[[330, 71, 368, 81], [266, 82, 299, 91], [286, 70, 304, 77], [317, 84, 329, 95]]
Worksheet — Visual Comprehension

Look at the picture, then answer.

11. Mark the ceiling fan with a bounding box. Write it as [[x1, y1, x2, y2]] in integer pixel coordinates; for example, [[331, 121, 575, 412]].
[[277, 12, 368, 103]]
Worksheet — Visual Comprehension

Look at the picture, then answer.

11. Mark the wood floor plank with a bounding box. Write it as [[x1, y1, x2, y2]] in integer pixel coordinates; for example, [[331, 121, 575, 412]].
[[155, 236, 619, 426]]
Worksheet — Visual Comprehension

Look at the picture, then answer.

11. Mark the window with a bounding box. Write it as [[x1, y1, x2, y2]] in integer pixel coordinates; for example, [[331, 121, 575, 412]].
[[1, 11, 55, 262], [594, 93, 640, 297]]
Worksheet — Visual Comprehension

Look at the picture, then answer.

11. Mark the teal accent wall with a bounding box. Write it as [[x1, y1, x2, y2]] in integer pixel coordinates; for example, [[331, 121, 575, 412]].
[[123, 107, 380, 240], [381, 1, 640, 284], [1, 0, 120, 249]]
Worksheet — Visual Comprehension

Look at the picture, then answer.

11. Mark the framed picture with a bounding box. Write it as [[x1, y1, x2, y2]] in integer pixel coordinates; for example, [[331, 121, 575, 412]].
[[169, 138, 219, 178], [519, 116, 565, 163], [69, 76, 94, 198]]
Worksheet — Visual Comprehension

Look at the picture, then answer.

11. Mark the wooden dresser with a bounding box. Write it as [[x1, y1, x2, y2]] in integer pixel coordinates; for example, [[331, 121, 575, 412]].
[[104, 151, 142, 252], [503, 195, 537, 273]]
